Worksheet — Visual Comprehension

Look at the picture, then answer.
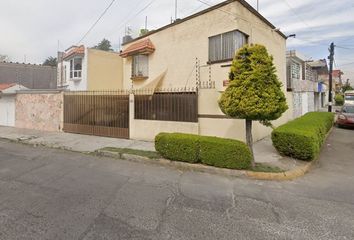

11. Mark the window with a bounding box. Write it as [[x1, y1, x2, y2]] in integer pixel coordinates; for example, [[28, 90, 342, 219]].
[[70, 57, 82, 80], [208, 30, 247, 63], [132, 54, 148, 78], [291, 62, 301, 79]]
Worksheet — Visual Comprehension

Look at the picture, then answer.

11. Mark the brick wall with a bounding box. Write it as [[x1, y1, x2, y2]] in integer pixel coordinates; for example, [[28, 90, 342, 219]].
[[15, 92, 63, 132]]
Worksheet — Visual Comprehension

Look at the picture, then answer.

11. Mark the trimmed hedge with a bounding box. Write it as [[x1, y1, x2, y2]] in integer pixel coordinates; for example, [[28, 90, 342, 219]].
[[155, 133, 252, 169], [155, 133, 200, 163], [271, 112, 334, 161], [335, 94, 344, 106]]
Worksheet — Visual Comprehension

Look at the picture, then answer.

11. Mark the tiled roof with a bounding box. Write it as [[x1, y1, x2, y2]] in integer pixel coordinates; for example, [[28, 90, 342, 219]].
[[63, 45, 85, 60], [0, 83, 16, 91], [120, 39, 155, 58]]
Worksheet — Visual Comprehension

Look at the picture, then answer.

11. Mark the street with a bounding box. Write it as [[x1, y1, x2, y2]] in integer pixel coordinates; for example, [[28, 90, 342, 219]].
[[0, 127, 353, 240]]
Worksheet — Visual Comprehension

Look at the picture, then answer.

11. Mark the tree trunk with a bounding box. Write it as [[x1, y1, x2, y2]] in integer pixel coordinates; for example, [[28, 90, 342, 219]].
[[245, 119, 255, 167]]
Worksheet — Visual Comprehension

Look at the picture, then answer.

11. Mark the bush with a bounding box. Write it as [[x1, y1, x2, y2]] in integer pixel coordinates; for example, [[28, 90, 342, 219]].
[[271, 112, 334, 161], [199, 136, 252, 169], [335, 94, 344, 106], [155, 133, 200, 163], [155, 133, 252, 169]]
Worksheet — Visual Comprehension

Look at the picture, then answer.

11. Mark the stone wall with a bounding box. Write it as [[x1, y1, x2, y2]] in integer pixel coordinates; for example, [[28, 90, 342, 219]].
[[15, 92, 63, 132]]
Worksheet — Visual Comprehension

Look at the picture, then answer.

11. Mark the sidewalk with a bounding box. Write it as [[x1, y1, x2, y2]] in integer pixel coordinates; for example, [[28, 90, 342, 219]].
[[0, 126, 305, 171], [0, 126, 154, 152]]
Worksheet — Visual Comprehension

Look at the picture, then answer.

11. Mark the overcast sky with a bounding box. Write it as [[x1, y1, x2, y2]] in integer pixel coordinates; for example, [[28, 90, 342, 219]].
[[0, 0, 353, 80]]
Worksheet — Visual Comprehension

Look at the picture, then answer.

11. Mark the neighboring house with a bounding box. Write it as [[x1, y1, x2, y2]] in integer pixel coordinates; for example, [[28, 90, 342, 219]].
[[57, 45, 123, 91], [0, 61, 57, 89], [286, 50, 322, 118], [0, 83, 27, 127], [332, 69, 344, 93], [308, 59, 329, 107], [119, 0, 293, 141]]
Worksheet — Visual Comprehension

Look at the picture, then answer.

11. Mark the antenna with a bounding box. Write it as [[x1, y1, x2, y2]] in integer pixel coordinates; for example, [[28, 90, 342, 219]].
[[175, 0, 178, 20], [257, 0, 259, 11], [145, 16, 148, 31]]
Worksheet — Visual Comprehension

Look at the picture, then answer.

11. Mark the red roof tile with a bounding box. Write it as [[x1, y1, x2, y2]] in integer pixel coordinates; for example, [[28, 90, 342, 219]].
[[63, 45, 85, 60], [0, 83, 16, 91], [120, 38, 155, 58]]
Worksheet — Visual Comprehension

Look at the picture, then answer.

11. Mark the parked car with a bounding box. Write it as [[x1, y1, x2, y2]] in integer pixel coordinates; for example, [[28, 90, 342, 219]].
[[336, 104, 354, 128], [344, 90, 354, 105]]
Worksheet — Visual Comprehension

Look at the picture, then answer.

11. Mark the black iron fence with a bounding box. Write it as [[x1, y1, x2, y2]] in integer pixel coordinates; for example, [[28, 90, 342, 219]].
[[133, 88, 198, 123]]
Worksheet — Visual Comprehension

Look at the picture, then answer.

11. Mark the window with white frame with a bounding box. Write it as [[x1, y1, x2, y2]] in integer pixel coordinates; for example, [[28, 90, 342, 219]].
[[291, 62, 301, 79], [70, 57, 82, 79], [208, 30, 248, 63], [132, 54, 148, 78]]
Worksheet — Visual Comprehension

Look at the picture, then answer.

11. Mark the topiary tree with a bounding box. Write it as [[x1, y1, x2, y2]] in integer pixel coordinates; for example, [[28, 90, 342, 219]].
[[219, 44, 288, 167]]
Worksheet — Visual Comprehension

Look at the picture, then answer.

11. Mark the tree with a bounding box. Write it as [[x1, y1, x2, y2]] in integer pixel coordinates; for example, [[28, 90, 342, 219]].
[[93, 38, 113, 51], [218, 44, 288, 166], [43, 56, 57, 67], [342, 79, 353, 92]]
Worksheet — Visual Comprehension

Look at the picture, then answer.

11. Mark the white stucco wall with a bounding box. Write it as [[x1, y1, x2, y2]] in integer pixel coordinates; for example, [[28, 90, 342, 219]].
[[0, 95, 15, 127], [64, 48, 88, 91]]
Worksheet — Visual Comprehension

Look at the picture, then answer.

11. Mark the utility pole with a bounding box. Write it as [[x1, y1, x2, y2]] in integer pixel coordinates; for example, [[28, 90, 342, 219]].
[[328, 42, 335, 112]]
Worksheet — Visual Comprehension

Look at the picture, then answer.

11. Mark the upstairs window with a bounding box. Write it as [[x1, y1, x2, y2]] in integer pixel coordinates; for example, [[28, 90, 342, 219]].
[[132, 54, 148, 78], [70, 57, 82, 79], [208, 30, 247, 63], [291, 62, 301, 80]]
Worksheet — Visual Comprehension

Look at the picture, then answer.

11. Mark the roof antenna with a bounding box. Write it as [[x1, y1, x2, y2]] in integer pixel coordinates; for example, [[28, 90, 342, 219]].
[[257, 0, 259, 11], [175, 0, 178, 21]]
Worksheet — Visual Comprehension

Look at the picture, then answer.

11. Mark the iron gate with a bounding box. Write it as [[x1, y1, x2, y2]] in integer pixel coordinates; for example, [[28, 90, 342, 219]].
[[63, 91, 130, 139]]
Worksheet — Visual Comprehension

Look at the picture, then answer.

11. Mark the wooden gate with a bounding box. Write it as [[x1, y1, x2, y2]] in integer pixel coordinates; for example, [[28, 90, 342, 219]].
[[63, 91, 130, 139]]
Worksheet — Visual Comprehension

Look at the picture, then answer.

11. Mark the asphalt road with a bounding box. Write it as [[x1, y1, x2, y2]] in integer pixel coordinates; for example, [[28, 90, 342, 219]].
[[0, 127, 353, 240]]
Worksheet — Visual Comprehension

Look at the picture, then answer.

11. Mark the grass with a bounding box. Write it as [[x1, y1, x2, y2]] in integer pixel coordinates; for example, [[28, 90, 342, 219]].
[[249, 163, 285, 173], [100, 147, 161, 159]]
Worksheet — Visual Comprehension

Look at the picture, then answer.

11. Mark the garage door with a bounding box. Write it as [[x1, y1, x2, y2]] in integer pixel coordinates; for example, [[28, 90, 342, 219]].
[[0, 95, 15, 127]]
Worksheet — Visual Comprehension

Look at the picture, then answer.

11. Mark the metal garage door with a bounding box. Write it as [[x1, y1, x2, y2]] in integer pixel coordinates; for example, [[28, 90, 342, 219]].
[[0, 95, 15, 127]]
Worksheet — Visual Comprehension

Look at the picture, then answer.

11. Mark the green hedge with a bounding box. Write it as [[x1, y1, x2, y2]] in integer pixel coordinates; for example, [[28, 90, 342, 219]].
[[271, 112, 334, 161], [155, 133, 252, 169], [335, 94, 344, 106]]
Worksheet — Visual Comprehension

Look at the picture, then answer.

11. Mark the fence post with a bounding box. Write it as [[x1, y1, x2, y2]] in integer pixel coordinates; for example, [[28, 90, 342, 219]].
[[129, 93, 134, 139]]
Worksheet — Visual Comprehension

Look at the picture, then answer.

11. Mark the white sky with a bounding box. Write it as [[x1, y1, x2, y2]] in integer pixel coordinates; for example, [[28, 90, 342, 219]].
[[0, 0, 353, 81]]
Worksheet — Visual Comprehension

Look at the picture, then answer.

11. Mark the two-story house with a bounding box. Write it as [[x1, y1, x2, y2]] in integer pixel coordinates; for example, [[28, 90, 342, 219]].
[[286, 50, 323, 118], [57, 45, 124, 91], [119, 0, 293, 142]]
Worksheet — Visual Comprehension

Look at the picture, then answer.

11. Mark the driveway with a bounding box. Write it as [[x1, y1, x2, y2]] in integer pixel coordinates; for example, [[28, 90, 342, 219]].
[[0, 127, 353, 240]]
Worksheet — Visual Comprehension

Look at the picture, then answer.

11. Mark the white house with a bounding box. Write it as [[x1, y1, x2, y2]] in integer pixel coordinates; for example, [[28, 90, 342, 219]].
[[0, 83, 27, 126]]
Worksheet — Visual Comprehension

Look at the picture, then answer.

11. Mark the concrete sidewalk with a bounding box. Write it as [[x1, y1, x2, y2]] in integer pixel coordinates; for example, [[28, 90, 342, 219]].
[[0, 126, 154, 153], [0, 126, 304, 171]]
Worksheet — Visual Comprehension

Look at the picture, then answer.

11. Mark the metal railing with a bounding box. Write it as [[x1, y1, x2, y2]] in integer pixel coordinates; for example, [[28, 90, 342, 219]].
[[63, 90, 130, 139], [133, 88, 198, 123]]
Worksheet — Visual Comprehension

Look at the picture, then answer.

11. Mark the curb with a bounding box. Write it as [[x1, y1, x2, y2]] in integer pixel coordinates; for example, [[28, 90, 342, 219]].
[[96, 150, 314, 181], [0, 136, 319, 181]]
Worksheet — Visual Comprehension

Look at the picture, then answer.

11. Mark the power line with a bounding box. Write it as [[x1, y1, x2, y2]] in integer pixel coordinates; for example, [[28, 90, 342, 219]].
[[282, 0, 313, 30], [112, 0, 157, 37], [77, 0, 118, 45]]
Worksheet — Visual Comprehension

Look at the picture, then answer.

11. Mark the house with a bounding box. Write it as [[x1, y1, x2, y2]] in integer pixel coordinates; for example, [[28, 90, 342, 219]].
[[332, 69, 344, 92], [57, 45, 123, 91], [308, 59, 329, 107], [0, 61, 57, 89], [286, 50, 322, 117], [0, 83, 27, 127], [118, 0, 293, 141]]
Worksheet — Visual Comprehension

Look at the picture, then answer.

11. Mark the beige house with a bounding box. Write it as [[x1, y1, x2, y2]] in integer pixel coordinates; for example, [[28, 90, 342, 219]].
[[119, 0, 294, 142], [57, 46, 123, 91]]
